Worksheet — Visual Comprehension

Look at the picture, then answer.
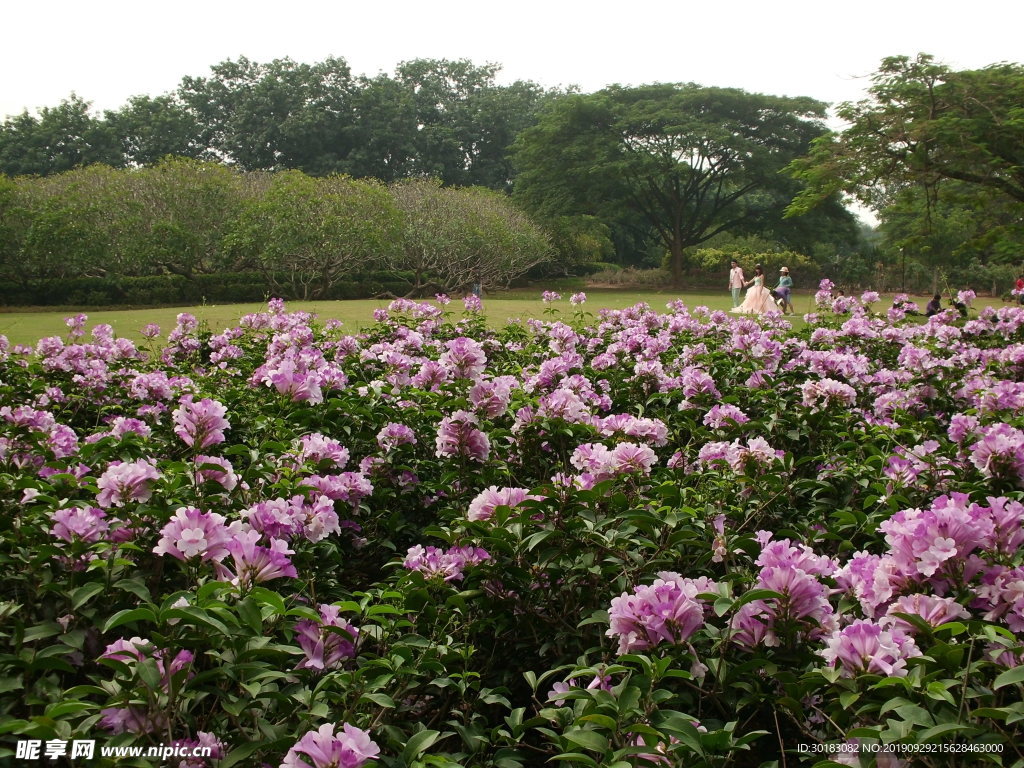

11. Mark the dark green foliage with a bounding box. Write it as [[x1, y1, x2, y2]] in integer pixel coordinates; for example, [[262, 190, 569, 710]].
[[513, 85, 863, 286], [0, 272, 414, 307]]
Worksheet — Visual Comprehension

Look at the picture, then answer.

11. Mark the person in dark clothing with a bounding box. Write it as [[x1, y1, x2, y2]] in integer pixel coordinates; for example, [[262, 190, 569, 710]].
[[926, 294, 942, 317]]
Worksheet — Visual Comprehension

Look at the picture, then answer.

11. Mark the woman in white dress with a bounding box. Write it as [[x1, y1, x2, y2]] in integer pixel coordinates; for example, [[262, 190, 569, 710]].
[[729, 266, 776, 315]]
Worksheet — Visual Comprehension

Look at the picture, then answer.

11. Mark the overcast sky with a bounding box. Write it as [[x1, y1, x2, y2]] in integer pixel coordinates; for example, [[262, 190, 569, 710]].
[[3, 0, 1022, 122]]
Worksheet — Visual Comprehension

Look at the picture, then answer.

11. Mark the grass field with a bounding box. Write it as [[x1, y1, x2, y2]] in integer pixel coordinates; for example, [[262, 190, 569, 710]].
[[0, 288, 1005, 347]]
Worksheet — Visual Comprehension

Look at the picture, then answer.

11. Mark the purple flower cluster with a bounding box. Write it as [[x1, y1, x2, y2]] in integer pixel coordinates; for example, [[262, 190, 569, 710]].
[[467, 486, 543, 522], [607, 573, 719, 654], [403, 544, 491, 581], [294, 604, 359, 671], [435, 410, 490, 462], [172, 396, 230, 450], [820, 619, 921, 677], [96, 459, 161, 508], [280, 723, 379, 768]]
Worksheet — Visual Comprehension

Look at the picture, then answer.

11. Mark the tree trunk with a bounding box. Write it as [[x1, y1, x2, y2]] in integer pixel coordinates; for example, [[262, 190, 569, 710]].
[[669, 238, 684, 289]]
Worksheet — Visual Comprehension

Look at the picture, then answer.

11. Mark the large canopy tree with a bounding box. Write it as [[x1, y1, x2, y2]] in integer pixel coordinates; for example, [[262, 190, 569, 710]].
[[512, 84, 833, 286], [0, 95, 122, 176], [177, 56, 358, 175], [786, 54, 1024, 215]]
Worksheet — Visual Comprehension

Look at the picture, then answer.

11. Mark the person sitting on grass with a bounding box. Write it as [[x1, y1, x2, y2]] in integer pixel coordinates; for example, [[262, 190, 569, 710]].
[[926, 294, 942, 317]]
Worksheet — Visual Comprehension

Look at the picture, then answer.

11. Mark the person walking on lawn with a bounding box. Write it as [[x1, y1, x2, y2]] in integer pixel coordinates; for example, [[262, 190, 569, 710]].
[[728, 260, 745, 308]]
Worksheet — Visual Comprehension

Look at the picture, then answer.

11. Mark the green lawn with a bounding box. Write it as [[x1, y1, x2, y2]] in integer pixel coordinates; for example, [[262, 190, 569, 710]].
[[0, 289, 1005, 347]]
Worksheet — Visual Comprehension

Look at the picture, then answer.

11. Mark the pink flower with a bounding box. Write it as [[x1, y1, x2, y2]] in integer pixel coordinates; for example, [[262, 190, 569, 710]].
[[263, 356, 325, 404], [608, 442, 657, 474], [294, 604, 359, 671], [100, 706, 166, 735], [297, 434, 350, 469], [242, 498, 304, 540], [304, 473, 374, 507], [467, 486, 541, 522], [376, 423, 417, 452], [607, 573, 718, 655], [469, 375, 518, 418], [801, 378, 857, 410], [215, 530, 298, 589], [703, 404, 750, 428], [834, 553, 904, 618], [570, 441, 656, 481], [435, 411, 490, 462], [99, 637, 194, 692], [169, 732, 226, 768], [50, 507, 108, 543], [731, 565, 836, 649], [172, 397, 230, 450], [880, 494, 993, 580], [440, 337, 487, 379], [820, 620, 921, 677], [969, 423, 1024, 485], [403, 544, 491, 581], [153, 507, 236, 562], [280, 723, 379, 768], [96, 459, 161, 508], [194, 455, 238, 491], [882, 594, 969, 634]]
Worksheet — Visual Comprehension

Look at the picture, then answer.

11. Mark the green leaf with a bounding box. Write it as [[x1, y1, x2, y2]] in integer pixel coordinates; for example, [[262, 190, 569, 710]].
[[993, 665, 1024, 690], [102, 608, 156, 633], [70, 582, 105, 609], [839, 691, 860, 708], [360, 693, 395, 708], [401, 729, 441, 763], [548, 754, 598, 767], [916, 722, 975, 742], [45, 701, 94, 719], [578, 714, 617, 730], [733, 588, 784, 609], [236, 598, 263, 634], [163, 606, 231, 635], [248, 587, 286, 615], [22, 622, 62, 643], [564, 730, 608, 753]]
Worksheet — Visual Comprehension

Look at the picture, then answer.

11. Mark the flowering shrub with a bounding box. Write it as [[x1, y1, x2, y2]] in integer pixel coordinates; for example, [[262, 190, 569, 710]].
[[3, 294, 1024, 766]]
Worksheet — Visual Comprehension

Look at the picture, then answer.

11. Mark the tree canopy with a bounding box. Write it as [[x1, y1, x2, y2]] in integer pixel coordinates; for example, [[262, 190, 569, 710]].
[[0, 56, 556, 191], [512, 84, 850, 286], [786, 53, 1024, 214]]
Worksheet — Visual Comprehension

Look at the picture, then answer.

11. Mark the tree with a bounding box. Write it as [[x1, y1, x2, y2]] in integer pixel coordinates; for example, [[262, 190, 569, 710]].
[[346, 74, 419, 182], [223, 172, 401, 299], [0, 95, 121, 176], [513, 84, 832, 287], [123, 158, 247, 277], [387, 178, 550, 296], [786, 54, 1024, 214], [104, 94, 206, 166], [177, 57, 357, 174], [17, 166, 127, 280]]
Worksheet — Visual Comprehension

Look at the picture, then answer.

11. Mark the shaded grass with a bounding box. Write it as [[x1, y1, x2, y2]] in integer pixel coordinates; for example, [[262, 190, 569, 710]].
[[0, 289, 1005, 347]]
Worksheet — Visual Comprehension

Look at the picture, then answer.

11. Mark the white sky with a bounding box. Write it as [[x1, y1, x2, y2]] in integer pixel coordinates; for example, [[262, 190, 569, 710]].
[[3, 0, 1021, 121]]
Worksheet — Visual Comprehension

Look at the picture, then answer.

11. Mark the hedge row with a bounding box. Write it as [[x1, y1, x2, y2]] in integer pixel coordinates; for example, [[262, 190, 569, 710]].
[[0, 272, 413, 307]]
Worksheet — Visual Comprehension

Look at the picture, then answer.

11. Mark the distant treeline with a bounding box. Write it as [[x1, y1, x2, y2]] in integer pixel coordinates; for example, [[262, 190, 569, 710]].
[[0, 58, 550, 188], [3, 54, 1018, 298]]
